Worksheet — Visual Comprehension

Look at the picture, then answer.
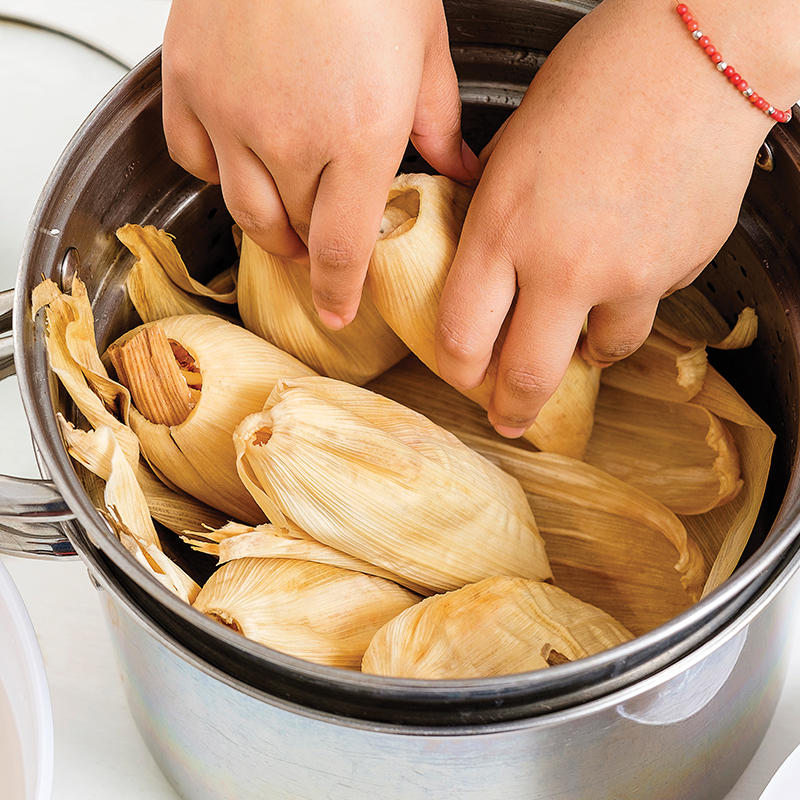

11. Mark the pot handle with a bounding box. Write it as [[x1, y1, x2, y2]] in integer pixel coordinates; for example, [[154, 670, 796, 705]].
[[0, 288, 77, 559]]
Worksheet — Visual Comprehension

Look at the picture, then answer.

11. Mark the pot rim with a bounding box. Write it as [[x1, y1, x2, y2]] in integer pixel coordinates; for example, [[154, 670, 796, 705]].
[[13, 41, 800, 720], [86, 506, 800, 734]]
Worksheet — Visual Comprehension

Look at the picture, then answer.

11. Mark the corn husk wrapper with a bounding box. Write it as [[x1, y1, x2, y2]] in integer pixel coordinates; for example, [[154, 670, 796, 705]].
[[369, 359, 707, 633], [233, 376, 551, 594], [460, 434, 705, 633], [32, 276, 138, 466], [58, 420, 199, 602], [362, 577, 633, 679], [108, 315, 315, 522], [194, 557, 419, 668], [238, 234, 407, 384], [369, 173, 600, 459], [118, 225, 239, 324], [681, 367, 775, 595], [600, 332, 708, 403], [655, 285, 757, 349], [118, 223, 236, 302], [182, 522, 432, 595], [585, 386, 742, 515]]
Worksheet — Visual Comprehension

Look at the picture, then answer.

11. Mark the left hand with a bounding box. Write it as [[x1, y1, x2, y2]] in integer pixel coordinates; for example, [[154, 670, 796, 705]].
[[434, 0, 800, 437]]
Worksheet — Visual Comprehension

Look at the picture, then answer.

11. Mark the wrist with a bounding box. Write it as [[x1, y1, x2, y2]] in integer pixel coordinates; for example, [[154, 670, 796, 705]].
[[675, 0, 800, 112]]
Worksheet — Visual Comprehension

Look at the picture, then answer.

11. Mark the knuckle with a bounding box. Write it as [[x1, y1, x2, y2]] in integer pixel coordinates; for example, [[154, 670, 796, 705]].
[[228, 205, 285, 240], [312, 237, 360, 276], [590, 336, 645, 362], [500, 365, 554, 401], [435, 313, 483, 363]]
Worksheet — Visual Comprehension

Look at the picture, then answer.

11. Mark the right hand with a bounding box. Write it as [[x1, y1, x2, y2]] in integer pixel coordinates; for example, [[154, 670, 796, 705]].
[[162, 0, 480, 329]]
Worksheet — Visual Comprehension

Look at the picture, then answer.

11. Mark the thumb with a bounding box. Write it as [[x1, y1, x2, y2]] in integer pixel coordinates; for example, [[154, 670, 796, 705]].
[[410, 19, 481, 184]]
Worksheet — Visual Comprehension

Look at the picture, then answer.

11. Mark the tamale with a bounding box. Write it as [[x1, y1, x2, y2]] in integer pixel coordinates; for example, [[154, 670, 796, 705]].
[[194, 557, 418, 668], [368, 173, 600, 458], [233, 376, 551, 594], [107, 315, 315, 522], [238, 233, 407, 384], [361, 577, 633, 679]]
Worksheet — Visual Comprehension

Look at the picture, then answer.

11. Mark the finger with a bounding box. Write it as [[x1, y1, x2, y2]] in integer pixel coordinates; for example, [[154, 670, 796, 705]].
[[162, 99, 220, 184], [479, 114, 512, 165], [581, 297, 659, 368], [266, 159, 322, 246], [308, 158, 397, 329], [489, 290, 588, 437], [435, 222, 517, 392], [410, 15, 481, 184], [213, 140, 306, 259]]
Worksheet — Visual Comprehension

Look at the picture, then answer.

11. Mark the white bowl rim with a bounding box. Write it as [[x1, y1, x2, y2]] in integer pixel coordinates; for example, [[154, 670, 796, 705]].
[[0, 560, 54, 800]]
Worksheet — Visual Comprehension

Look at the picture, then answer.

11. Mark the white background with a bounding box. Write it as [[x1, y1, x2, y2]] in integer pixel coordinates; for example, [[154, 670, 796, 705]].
[[0, 1, 798, 798]]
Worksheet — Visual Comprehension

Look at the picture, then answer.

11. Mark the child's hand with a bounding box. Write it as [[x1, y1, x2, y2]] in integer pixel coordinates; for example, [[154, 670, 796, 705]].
[[163, 0, 479, 329], [435, 0, 800, 437]]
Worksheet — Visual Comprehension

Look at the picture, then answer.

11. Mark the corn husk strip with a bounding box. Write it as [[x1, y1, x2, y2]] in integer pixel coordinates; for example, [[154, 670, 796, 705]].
[[600, 332, 708, 402], [368, 173, 600, 459], [109, 314, 316, 523], [116, 525, 199, 604], [138, 467, 230, 535], [116, 224, 236, 303], [58, 418, 160, 550], [585, 386, 742, 515], [654, 285, 757, 349], [184, 525, 432, 595], [207, 265, 237, 295], [362, 577, 633, 679], [193, 557, 419, 669], [681, 367, 775, 595], [234, 376, 551, 594], [238, 234, 407, 384], [125, 256, 238, 324], [109, 324, 196, 427], [32, 276, 139, 466]]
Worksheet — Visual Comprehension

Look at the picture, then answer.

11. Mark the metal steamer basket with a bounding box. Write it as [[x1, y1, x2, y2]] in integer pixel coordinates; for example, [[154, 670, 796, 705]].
[[2, 2, 800, 797]]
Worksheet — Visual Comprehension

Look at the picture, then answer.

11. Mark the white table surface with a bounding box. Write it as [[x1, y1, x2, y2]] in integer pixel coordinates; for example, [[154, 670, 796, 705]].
[[0, 2, 798, 798]]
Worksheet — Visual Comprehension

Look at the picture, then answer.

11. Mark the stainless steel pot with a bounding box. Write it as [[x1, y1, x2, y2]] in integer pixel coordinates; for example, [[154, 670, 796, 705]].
[[2, 1, 800, 797]]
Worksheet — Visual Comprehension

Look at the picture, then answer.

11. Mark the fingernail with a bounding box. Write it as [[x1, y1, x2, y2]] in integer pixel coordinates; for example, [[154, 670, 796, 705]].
[[317, 308, 346, 331], [493, 423, 530, 439], [460, 140, 482, 183]]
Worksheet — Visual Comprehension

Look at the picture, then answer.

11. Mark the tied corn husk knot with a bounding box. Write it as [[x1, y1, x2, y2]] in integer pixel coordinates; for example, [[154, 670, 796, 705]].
[[361, 577, 633, 679], [233, 376, 552, 594], [368, 173, 600, 458], [107, 314, 315, 522], [238, 234, 407, 384], [193, 557, 419, 668]]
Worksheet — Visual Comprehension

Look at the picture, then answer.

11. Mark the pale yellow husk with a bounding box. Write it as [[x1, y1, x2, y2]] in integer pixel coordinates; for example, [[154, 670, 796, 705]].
[[459, 434, 706, 634], [368, 173, 600, 459], [182, 523, 432, 595], [361, 577, 633, 679], [117, 223, 236, 304], [58, 420, 199, 602], [233, 376, 551, 594], [369, 358, 707, 633], [32, 276, 138, 466], [119, 224, 238, 324], [585, 386, 742, 515], [682, 367, 775, 595], [654, 285, 757, 349], [107, 314, 315, 522], [600, 331, 708, 402], [193, 557, 419, 668], [238, 234, 407, 384]]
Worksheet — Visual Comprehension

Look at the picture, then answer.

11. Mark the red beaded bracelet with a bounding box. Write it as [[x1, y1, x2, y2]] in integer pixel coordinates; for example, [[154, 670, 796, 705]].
[[675, 3, 792, 123]]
